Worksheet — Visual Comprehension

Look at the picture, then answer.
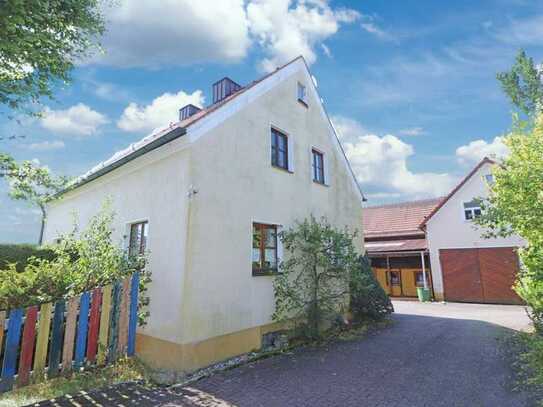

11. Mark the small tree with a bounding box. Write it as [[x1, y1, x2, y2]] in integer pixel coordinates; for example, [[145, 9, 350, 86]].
[[497, 49, 543, 116], [273, 216, 360, 339], [476, 114, 543, 333], [350, 255, 394, 321], [0, 153, 70, 244]]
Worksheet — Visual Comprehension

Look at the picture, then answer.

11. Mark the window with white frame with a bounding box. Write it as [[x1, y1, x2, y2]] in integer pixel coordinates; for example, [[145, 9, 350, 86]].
[[129, 221, 148, 256], [297, 82, 307, 105], [463, 200, 482, 221], [312, 149, 325, 184], [484, 174, 495, 185]]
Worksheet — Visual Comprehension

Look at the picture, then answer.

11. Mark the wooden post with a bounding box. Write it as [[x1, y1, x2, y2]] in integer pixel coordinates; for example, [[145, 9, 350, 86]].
[[421, 251, 428, 289]]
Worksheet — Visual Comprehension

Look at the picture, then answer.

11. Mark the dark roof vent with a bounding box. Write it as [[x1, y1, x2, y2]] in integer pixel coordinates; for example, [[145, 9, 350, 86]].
[[212, 77, 241, 104], [179, 104, 201, 121]]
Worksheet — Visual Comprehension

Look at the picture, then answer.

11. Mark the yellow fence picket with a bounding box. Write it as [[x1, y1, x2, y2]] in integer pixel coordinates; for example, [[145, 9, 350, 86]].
[[33, 302, 52, 380], [97, 284, 112, 365], [61, 297, 79, 373], [117, 278, 130, 355]]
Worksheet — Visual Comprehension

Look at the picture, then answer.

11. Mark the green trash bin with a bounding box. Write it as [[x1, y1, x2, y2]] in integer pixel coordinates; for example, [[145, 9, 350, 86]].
[[417, 287, 431, 302]]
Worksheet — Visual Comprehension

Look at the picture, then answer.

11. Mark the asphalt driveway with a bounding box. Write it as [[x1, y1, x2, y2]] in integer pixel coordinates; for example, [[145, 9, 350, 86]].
[[33, 301, 536, 407]]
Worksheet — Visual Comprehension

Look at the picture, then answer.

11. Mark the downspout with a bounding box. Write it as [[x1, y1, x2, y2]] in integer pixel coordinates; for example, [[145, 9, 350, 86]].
[[421, 251, 428, 290]]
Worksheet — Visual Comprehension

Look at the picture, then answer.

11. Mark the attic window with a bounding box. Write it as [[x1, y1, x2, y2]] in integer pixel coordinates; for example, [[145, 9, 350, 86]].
[[463, 200, 482, 221], [297, 82, 307, 106]]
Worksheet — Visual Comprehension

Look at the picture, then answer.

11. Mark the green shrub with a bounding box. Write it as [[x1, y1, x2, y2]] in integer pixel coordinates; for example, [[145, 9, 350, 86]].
[[0, 244, 55, 272], [0, 205, 151, 326], [350, 255, 394, 321]]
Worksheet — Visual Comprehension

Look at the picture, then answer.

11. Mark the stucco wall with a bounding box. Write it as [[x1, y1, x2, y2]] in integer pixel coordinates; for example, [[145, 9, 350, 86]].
[[44, 141, 192, 344], [426, 162, 524, 296], [180, 62, 364, 344]]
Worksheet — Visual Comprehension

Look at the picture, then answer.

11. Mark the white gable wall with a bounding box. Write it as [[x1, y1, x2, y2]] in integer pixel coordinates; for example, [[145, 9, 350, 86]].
[[426, 162, 524, 297]]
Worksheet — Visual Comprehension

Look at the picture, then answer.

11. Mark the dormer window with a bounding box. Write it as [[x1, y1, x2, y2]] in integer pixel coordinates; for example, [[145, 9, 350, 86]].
[[484, 174, 495, 185], [297, 82, 307, 106], [463, 200, 482, 221]]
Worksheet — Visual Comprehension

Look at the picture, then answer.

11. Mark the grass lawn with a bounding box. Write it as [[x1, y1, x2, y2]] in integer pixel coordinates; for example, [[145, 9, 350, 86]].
[[0, 358, 148, 407]]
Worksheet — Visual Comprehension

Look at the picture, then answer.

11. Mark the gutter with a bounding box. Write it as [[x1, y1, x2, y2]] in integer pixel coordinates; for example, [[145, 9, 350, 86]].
[[57, 126, 187, 198]]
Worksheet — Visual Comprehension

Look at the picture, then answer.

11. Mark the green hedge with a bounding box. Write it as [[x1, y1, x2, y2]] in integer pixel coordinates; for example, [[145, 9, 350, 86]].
[[0, 244, 56, 272]]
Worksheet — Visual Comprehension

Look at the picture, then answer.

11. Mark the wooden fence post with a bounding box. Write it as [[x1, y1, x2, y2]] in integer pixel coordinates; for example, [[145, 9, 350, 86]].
[[33, 303, 52, 381], [18, 306, 38, 386], [0, 309, 24, 392]]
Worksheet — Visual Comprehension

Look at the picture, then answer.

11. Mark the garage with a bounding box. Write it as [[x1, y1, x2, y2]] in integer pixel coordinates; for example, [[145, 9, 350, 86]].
[[439, 247, 523, 304]]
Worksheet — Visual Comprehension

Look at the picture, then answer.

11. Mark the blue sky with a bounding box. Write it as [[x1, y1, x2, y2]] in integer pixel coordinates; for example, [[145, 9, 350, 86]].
[[1, 0, 543, 243]]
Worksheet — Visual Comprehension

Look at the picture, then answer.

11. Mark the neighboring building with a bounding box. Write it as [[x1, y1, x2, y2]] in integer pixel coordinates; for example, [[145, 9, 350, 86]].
[[421, 157, 524, 304], [43, 56, 365, 373], [363, 198, 442, 299], [364, 157, 524, 304]]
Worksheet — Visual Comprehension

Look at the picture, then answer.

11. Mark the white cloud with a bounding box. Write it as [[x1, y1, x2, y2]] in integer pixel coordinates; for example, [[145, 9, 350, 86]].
[[455, 136, 509, 166], [26, 140, 65, 151], [247, 0, 360, 71], [89, 1, 359, 72], [398, 127, 425, 136], [360, 21, 395, 42], [95, 0, 251, 68], [41, 104, 109, 137], [321, 43, 332, 58], [333, 116, 457, 200], [117, 90, 205, 133]]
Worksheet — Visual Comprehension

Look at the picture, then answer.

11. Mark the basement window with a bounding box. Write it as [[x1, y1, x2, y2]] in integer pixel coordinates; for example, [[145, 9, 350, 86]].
[[463, 200, 482, 221], [252, 223, 278, 275]]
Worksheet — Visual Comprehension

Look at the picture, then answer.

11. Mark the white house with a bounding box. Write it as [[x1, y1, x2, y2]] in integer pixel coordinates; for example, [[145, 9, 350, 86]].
[[421, 157, 525, 304], [43, 56, 365, 373], [363, 157, 524, 305]]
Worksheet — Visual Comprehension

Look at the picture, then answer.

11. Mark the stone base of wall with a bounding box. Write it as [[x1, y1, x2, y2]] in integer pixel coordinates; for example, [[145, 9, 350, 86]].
[[434, 292, 445, 301], [136, 321, 285, 374]]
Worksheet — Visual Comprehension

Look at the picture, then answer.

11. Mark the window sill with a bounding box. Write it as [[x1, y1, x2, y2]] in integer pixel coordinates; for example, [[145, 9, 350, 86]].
[[297, 98, 308, 108], [272, 164, 293, 174], [313, 180, 329, 187], [252, 270, 280, 277]]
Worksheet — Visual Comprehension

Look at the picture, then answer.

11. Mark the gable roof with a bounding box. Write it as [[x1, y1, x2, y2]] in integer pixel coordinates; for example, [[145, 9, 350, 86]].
[[62, 56, 305, 194], [419, 157, 496, 228], [60, 56, 366, 203], [363, 197, 443, 239]]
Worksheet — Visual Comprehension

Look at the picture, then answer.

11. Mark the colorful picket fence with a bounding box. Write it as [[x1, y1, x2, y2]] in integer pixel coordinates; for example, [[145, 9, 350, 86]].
[[0, 272, 139, 393]]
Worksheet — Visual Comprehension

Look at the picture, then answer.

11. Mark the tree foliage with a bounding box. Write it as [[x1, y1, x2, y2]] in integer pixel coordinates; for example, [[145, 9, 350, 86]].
[[497, 49, 543, 116], [350, 255, 394, 321], [476, 114, 543, 333], [0, 0, 105, 115], [0, 205, 151, 326], [0, 153, 70, 244], [273, 216, 362, 339]]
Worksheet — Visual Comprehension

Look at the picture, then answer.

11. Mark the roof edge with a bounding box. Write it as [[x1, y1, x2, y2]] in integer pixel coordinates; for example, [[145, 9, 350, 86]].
[[419, 157, 496, 228]]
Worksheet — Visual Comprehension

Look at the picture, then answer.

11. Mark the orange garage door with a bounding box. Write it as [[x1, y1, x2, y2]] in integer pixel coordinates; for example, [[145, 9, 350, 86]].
[[439, 247, 523, 304]]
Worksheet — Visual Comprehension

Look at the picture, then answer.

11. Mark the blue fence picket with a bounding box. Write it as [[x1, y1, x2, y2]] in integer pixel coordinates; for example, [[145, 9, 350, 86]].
[[0, 309, 24, 393], [48, 301, 65, 378], [107, 281, 121, 363], [127, 272, 139, 356], [74, 292, 90, 369]]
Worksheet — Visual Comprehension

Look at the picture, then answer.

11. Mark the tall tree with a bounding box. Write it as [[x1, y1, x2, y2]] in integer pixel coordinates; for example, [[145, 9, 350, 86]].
[[476, 115, 543, 333], [0, 0, 105, 116], [497, 49, 543, 116], [0, 153, 70, 244]]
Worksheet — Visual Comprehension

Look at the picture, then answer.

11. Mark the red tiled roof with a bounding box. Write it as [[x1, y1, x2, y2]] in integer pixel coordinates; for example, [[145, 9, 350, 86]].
[[419, 157, 496, 228], [364, 238, 428, 253], [363, 197, 443, 239]]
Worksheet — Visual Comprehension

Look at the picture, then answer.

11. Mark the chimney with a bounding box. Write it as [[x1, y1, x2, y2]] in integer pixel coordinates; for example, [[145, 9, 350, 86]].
[[212, 77, 242, 104], [179, 104, 201, 121]]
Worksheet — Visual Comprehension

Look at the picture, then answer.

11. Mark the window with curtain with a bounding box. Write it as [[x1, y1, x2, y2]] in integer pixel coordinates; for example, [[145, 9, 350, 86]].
[[129, 221, 148, 256], [312, 149, 325, 184]]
